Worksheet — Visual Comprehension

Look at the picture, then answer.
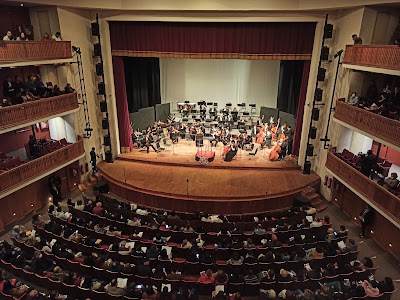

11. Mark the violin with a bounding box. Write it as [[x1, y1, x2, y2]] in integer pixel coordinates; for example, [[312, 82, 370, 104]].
[[269, 144, 281, 161]]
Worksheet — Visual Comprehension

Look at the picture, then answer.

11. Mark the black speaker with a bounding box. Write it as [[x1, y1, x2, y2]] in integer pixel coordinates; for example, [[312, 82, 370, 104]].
[[105, 151, 113, 163], [317, 68, 326, 81], [307, 144, 314, 156], [310, 126, 317, 139], [91, 22, 100, 36], [100, 101, 107, 112], [312, 108, 320, 121], [94, 181, 109, 193], [96, 63, 104, 76], [315, 88, 323, 101], [320, 46, 329, 61], [324, 24, 333, 39], [98, 82, 105, 95], [102, 118, 108, 129], [303, 161, 312, 174], [93, 43, 102, 56], [103, 135, 110, 146]]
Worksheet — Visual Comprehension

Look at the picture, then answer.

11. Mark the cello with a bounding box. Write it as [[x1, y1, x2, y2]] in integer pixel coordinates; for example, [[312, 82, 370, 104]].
[[269, 144, 281, 161], [222, 144, 231, 159]]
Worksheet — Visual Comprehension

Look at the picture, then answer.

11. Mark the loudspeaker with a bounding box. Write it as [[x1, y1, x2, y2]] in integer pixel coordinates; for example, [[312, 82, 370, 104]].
[[96, 63, 103, 76], [93, 181, 109, 193], [102, 118, 108, 129], [317, 68, 326, 81], [307, 144, 314, 156], [105, 151, 113, 163], [103, 135, 110, 146], [303, 161, 312, 174], [315, 88, 323, 101], [312, 108, 320, 121], [93, 43, 101, 56], [98, 82, 105, 95], [100, 101, 107, 112], [324, 24, 333, 39], [320, 46, 329, 61], [310, 126, 317, 139], [91, 22, 100, 36]]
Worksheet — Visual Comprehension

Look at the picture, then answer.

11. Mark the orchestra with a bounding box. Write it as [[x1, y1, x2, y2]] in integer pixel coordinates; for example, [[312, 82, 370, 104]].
[[131, 103, 293, 163]]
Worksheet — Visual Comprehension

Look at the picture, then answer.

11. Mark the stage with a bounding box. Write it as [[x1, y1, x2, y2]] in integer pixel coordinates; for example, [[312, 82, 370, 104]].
[[97, 143, 320, 214]]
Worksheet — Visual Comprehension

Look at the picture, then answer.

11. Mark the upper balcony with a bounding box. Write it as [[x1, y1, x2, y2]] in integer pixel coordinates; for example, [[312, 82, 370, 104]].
[[326, 149, 400, 227], [0, 41, 73, 67], [0, 138, 85, 198], [343, 45, 400, 76], [0, 92, 79, 134], [334, 99, 400, 151]]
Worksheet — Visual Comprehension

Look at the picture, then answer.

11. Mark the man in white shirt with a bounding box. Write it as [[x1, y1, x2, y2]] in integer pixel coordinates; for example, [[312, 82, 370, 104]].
[[52, 32, 62, 41], [3, 31, 15, 41]]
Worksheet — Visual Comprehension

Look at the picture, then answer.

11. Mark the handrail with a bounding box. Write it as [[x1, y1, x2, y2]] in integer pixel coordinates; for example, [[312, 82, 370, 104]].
[[334, 99, 400, 149], [0, 138, 84, 193], [0, 41, 72, 62], [0, 92, 79, 131], [343, 45, 400, 71], [326, 149, 400, 224]]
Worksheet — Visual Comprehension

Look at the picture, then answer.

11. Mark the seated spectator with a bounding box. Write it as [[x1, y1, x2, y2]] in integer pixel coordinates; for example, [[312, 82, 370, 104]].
[[181, 221, 194, 233], [259, 269, 275, 283], [105, 278, 125, 295], [352, 34, 363, 44], [3, 30, 15, 41], [214, 269, 229, 285], [16, 32, 28, 41], [310, 217, 323, 228], [254, 223, 266, 234], [64, 83, 75, 94], [198, 269, 215, 284], [227, 252, 243, 265], [74, 200, 85, 210], [92, 202, 104, 215], [278, 268, 292, 282], [362, 257, 374, 269], [322, 215, 330, 225], [127, 216, 141, 226], [381, 173, 399, 190], [52, 32, 62, 41], [230, 292, 245, 300], [361, 280, 380, 297], [244, 269, 259, 284], [377, 277, 394, 293], [308, 245, 324, 260], [167, 210, 180, 220], [83, 200, 93, 212], [42, 32, 53, 41], [3, 76, 15, 99], [337, 225, 348, 238], [347, 92, 359, 106], [180, 239, 192, 249], [260, 289, 276, 300]]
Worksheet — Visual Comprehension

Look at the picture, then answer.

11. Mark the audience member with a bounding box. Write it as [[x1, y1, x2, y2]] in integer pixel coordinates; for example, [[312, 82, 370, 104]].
[[3, 30, 15, 41], [352, 34, 362, 44]]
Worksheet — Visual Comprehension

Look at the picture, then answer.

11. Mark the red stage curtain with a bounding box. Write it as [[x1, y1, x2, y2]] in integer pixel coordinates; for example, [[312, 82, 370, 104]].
[[110, 22, 316, 60], [112, 56, 133, 152], [292, 60, 311, 157]]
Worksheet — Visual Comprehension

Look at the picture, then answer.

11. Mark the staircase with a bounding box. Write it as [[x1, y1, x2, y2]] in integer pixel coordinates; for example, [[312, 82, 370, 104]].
[[302, 186, 327, 212], [78, 172, 102, 195]]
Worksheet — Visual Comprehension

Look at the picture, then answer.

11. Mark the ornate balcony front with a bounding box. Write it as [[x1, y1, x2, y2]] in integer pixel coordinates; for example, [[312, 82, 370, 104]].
[[326, 149, 400, 225], [0, 138, 85, 198], [343, 45, 400, 73], [0, 92, 79, 133], [0, 41, 72, 65], [334, 99, 400, 150]]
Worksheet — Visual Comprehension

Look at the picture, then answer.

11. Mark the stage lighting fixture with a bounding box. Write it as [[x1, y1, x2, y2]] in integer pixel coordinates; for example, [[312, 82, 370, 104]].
[[249, 104, 256, 107], [93, 43, 102, 57], [98, 82, 106, 95], [102, 118, 108, 129], [320, 46, 330, 61], [315, 88, 323, 101], [91, 22, 100, 36], [100, 101, 107, 112], [105, 150, 113, 163], [307, 144, 314, 156], [310, 126, 317, 139], [303, 161, 311, 174], [334, 49, 344, 58], [96, 63, 104, 76], [84, 128, 93, 132], [317, 68, 326, 81], [312, 108, 320, 121], [103, 135, 111, 146], [72, 46, 81, 54], [226, 103, 232, 107], [324, 24, 333, 38]]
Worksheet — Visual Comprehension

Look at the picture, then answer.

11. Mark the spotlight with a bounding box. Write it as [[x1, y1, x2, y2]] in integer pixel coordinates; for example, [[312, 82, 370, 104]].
[[91, 22, 100, 36], [94, 43, 101, 57], [389, 243, 392, 247], [334, 49, 344, 58], [96, 63, 104, 76], [72, 46, 81, 54], [13, 212, 16, 216], [98, 82, 106, 95], [20, 3, 24, 6], [31, 204, 34, 207]]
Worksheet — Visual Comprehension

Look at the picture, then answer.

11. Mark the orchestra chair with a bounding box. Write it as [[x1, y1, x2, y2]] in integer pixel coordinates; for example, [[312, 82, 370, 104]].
[[248, 147, 258, 159], [163, 138, 172, 151]]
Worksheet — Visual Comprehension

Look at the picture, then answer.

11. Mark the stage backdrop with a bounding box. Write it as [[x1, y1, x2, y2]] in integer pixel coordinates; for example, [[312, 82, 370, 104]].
[[160, 58, 280, 110]]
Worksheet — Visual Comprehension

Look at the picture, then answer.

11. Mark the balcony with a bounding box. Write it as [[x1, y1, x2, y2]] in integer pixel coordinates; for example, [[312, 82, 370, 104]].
[[0, 92, 79, 134], [334, 99, 400, 151], [326, 149, 400, 226], [0, 138, 85, 198], [343, 45, 400, 75], [0, 41, 73, 67]]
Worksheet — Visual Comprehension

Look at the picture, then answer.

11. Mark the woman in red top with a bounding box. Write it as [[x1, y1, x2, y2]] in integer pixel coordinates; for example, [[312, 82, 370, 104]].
[[197, 269, 215, 284]]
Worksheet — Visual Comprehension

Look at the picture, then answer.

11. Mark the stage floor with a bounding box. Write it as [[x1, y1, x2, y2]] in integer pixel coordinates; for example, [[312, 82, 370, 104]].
[[118, 142, 299, 170]]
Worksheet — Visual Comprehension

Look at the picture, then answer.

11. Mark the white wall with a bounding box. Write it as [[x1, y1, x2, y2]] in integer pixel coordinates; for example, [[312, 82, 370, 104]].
[[48, 116, 77, 142], [160, 58, 280, 111], [338, 126, 373, 154]]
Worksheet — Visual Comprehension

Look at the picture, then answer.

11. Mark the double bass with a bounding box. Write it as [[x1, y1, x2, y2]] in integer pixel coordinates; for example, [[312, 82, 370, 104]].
[[269, 144, 281, 161]]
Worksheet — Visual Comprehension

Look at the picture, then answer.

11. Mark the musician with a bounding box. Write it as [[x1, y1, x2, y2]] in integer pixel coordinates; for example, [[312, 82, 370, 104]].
[[200, 104, 206, 121], [223, 140, 238, 162], [257, 115, 264, 126], [145, 134, 157, 153], [170, 126, 179, 144], [261, 129, 272, 149], [232, 107, 238, 122], [285, 125, 294, 155], [222, 106, 230, 116], [182, 104, 189, 117], [180, 122, 187, 139], [132, 130, 143, 148], [278, 138, 288, 161]]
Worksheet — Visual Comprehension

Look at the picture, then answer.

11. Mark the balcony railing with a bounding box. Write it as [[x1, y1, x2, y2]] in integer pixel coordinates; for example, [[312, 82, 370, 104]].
[[0, 138, 84, 194], [0, 41, 72, 63], [334, 99, 400, 149], [326, 149, 400, 224], [0, 92, 79, 131], [343, 45, 400, 71]]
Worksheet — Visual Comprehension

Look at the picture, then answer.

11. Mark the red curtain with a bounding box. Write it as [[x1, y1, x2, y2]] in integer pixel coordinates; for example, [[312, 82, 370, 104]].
[[110, 22, 316, 60], [292, 60, 311, 157], [112, 56, 133, 152]]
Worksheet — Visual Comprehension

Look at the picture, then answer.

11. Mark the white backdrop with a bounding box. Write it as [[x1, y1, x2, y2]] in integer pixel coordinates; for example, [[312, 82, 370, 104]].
[[159, 58, 280, 111]]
